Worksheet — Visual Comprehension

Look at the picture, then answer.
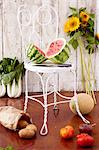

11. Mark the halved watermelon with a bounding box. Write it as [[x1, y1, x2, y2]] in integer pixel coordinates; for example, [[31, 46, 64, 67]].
[[27, 44, 47, 64], [46, 38, 70, 64]]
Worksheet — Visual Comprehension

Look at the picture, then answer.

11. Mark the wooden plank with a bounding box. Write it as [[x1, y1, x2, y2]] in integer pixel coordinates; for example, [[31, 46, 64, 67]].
[[58, 0, 78, 91], [0, 0, 3, 59], [2, 0, 22, 60], [21, 0, 43, 92], [40, 0, 56, 50], [0, 0, 97, 92], [95, 0, 99, 90], [77, 0, 96, 91], [40, 0, 59, 92]]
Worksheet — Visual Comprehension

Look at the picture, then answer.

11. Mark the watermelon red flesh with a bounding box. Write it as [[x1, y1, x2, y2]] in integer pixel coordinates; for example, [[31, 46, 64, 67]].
[[27, 44, 47, 64], [46, 38, 70, 64], [46, 40, 64, 57]]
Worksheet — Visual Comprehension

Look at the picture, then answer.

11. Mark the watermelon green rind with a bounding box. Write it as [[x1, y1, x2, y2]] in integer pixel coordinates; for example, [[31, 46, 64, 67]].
[[50, 45, 70, 64], [31, 51, 41, 61], [27, 44, 35, 57], [27, 46, 39, 60], [34, 55, 47, 64], [33, 54, 47, 63], [27, 44, 47, 64]]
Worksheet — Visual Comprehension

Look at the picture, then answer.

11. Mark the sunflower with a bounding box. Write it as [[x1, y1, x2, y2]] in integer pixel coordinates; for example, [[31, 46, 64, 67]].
[[64, 17, 80, 33], [80, 11, 90, 22]]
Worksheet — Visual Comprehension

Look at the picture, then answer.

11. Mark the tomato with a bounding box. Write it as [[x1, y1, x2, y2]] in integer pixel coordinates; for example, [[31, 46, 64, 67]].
[[60, 125, 75, 139]]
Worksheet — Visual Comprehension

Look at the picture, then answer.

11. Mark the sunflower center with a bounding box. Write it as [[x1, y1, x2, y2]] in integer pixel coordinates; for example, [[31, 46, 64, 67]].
[[83, 14, 87, 18], [71, 21, 77, 27]]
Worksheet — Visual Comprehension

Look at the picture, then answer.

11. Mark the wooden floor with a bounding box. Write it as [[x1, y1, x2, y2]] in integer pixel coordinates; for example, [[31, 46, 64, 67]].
[[0, 92, 99, 150]]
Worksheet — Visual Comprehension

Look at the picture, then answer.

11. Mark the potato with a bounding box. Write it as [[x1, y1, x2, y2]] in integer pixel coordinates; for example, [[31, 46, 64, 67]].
[[17, 120, 29, 129], [26, 124, 37, 133], [18, 128, 35, 139], [69, 93, 95, 115]]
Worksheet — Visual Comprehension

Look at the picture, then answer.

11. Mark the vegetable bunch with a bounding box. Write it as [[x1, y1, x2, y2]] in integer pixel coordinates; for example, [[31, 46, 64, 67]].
[[64, 7, 99, 104], [0, 57, 24, 98]]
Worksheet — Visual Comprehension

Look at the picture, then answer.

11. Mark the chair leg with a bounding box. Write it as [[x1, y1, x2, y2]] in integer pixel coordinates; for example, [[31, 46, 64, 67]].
[[24, 69, 29, 112], [36, 73, 48, 135], [36, 73, 53, 135], [53, 73, 59, 117]]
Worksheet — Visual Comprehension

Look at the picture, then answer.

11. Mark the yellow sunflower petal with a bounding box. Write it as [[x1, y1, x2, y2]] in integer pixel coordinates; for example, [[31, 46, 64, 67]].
[[64, 21, 70, 32], [64, 17, 80, 33], [69, 17, 80, 32], [68, 17, 80, 32]]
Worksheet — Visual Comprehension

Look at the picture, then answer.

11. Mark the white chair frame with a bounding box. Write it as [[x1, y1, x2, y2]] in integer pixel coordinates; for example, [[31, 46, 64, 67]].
[[17, 4, 90, 136], [24, 63, 90, 136]]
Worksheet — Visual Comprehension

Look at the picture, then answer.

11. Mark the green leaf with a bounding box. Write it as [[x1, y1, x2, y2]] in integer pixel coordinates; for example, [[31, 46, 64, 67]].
[[69, 31, 76, 37], [0, 64, 3, 74], [6, 65, 12, 73], [90, 13, 95, 19], [0, 74, 3, 84], [69, 7, 78, 16], [86, 45, 92, 50], [73, 31, 80, 39], [0, 57, 19, 74], [3, 71, 16, 85], [88, 19, 94, 26], [68, 13, 78, 17], [69, 7, 77, 12], [69, 37, 74, 45], [95, 40, 99, 45], [15, 63, 24, 83], [86, 44, 94, 54], [11, 57, 19, 70], [79, 7, 86, 13], [87, 36, 95, 44], [88, 27, 94, 33], [72, 39, 79, 49], [69, 32, 80, 49]]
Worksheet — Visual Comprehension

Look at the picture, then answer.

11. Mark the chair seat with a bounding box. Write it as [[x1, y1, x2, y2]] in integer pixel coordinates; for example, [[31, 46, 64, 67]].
[[24, 62, 73, 73]]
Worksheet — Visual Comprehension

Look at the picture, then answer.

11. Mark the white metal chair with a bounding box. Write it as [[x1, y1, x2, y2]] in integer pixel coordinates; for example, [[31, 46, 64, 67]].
[[17, 4, 90, 136]]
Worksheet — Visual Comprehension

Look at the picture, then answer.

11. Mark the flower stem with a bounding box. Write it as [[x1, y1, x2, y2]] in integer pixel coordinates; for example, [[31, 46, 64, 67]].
[[77, 37, 96, 104], [77, 38, 85, 89]]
